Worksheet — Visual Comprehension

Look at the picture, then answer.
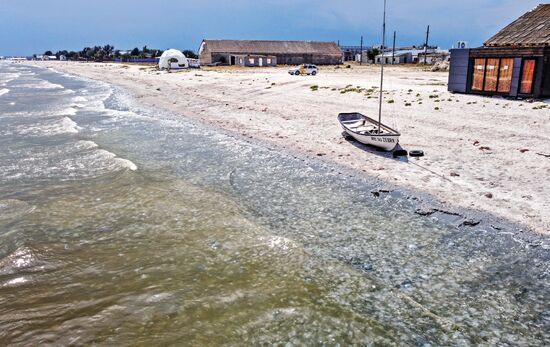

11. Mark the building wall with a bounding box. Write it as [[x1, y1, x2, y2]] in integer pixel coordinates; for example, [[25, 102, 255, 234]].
[[233, 55, 277, 67], [201, 50, 341, 65], [448, 49, 470, 93], [448, 47, 550, 98]]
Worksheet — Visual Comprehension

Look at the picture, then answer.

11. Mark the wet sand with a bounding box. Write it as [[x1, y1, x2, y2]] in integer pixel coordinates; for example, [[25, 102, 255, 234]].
[[32, 61, 550, 235]]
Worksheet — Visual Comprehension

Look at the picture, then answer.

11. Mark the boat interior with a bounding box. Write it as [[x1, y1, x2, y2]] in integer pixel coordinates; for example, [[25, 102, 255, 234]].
[[341, 120, 393, 135]]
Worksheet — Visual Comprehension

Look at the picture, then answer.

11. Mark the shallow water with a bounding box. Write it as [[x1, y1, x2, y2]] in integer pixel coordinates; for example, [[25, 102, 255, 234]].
[[0, 63, 548, 346]]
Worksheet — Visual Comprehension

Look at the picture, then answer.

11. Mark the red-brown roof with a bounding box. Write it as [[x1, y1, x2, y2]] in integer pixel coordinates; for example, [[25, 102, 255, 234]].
[[484, 4, 550, 47], [201, 40, 343, 55]]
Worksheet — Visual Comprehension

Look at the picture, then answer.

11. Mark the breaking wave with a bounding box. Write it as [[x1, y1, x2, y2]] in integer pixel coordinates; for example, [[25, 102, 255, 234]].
[[14, 116, 81, 136]]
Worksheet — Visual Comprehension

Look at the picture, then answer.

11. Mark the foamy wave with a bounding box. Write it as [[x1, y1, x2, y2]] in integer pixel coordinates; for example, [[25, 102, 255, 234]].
[[56, 107, 78, 116], [94, 149, 138, 171], [73, 96, 88, 102], [75, 140, 99, 150], [59, 117, 81, 133], [17, 80, 65, 90], [16, 117, 81, 136], [115, 158, 138, 171], [0, 72, 20, 84], [0, 88, 9, 96]]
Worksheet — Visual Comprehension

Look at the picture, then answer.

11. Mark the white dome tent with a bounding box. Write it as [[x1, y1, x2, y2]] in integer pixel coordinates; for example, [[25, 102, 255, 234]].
[[159, 49, 189, 70]]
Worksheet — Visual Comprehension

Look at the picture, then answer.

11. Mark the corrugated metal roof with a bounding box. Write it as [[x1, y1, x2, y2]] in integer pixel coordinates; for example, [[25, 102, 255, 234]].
[[484, 4, 550, 47], [201, 40, 343, 55]]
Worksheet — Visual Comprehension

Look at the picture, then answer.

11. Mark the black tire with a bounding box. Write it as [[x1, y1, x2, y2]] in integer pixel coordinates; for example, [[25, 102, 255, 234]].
[[409, 150, 424, 157], [393, 149, 408, 158], [295, 71, 301, 75], [311, 70, 317, 76]]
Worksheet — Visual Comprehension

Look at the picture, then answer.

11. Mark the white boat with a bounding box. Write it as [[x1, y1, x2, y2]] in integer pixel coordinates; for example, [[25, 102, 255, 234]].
[[338, 0, 400, 152], [338, 112, 400, 151]]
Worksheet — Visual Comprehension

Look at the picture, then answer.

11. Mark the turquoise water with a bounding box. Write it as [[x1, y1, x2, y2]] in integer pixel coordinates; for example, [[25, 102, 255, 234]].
[[0, 64, 548, 346]]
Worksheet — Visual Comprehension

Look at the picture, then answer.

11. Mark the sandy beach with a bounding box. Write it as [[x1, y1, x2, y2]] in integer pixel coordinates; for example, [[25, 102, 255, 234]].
[[32, 61, 550, 235]]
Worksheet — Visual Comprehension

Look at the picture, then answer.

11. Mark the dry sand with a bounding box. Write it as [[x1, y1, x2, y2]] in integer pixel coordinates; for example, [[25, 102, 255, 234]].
[[33, 61, 550, 234]]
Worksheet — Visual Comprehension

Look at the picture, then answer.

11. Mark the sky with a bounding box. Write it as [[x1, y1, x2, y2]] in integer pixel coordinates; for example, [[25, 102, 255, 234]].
[[0, 0, 544, 56]]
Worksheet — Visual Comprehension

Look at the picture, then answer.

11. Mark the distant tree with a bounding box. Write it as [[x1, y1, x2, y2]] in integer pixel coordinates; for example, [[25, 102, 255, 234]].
[[131, 47, 140, 57], [103, 44, 114, 57], [114, 50, 121, 59], [55, 50, 69, 59], [44, 50, 53, 56], [85, 48, 95, 60], [366, 48, 380, 61], [67, 51, 79, 60], [182, 50, 198, 59]]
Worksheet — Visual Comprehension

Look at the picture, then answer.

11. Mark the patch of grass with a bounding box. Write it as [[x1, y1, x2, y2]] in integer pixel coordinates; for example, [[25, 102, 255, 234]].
[[429, 94, 439, 99], [405, 103, 412, 107], [434, 107, 440, 110], [310, 85, 319, 91], [533, 105, 548, 110], [387, 99, 395, 104], [339, 85, 365, 94], [416, 93, 421, 97]]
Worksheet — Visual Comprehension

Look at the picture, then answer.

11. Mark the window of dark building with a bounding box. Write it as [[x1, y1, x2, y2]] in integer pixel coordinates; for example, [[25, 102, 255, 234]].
[[471, 58, 516, 93], [484, 58, 499, 92], [520, 59, 536, 94], [497, 58, 514, 93], [472, 58, 485, 91]]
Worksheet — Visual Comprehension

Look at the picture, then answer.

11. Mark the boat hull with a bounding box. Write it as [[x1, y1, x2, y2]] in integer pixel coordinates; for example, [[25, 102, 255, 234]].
[[338, 113, 400, 151]]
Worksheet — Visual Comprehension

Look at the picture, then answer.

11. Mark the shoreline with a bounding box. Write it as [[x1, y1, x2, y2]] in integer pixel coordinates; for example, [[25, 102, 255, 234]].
[[25, 61, 550, 235]]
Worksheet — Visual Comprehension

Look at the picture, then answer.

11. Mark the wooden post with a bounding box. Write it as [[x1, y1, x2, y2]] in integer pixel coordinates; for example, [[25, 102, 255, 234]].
[[424, 25, 430, 65], [360, 36, 363, 65], [392, 31, 396, 64]]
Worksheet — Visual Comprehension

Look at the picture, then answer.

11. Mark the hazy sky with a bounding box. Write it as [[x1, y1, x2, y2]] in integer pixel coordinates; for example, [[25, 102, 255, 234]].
[[0, 0, 543, 55]]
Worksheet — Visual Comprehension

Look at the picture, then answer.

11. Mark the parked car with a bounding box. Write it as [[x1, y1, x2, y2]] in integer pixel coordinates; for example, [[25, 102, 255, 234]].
[[288, 64, 318, 76]]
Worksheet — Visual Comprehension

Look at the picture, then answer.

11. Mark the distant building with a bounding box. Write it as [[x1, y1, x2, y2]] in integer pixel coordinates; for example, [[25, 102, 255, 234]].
[[449, 4, 550, 98], [340, 45, 366, 62], [198, 39, 343, 66], [375, 51, 413, 64], [232, 55, 277, 67]]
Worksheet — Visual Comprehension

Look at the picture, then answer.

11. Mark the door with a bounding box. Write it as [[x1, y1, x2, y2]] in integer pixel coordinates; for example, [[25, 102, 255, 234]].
[[259, 58, 263, 67], [520, 59, 536, 94]]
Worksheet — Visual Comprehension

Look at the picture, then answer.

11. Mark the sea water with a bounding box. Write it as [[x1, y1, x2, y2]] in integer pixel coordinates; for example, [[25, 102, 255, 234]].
[[0, 63, 548, 346]]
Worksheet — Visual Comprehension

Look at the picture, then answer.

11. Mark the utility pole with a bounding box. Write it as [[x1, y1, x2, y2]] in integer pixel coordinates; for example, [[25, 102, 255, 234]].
[[424, 25, 430, 65], [360, 36, 363, 65], [392, 31, 396, 64]]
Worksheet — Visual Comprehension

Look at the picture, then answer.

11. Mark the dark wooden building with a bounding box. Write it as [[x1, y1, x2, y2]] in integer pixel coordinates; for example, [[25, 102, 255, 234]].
[[198, 40, 343, 66], [448, 4, 550, 98]]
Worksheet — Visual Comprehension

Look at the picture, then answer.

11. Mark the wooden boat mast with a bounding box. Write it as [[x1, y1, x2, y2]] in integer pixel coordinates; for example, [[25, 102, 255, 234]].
[[377, 0, 387, 133]]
